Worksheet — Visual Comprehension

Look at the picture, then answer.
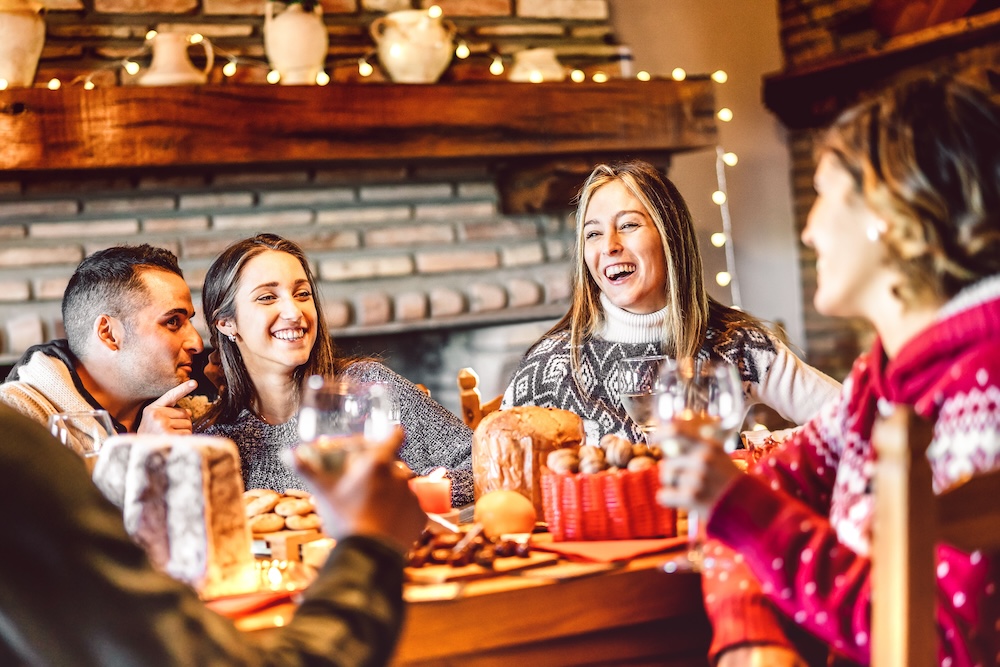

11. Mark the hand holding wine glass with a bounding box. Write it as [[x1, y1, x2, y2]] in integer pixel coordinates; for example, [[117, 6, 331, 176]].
[[651, 357, 744, 570]]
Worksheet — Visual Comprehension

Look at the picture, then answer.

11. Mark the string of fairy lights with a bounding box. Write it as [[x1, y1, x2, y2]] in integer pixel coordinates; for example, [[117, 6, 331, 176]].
[[0, 4, 741, 307]]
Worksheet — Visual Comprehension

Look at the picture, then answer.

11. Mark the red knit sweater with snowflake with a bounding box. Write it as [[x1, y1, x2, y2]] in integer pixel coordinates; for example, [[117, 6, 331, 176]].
[[703, 275, 1000, 666]]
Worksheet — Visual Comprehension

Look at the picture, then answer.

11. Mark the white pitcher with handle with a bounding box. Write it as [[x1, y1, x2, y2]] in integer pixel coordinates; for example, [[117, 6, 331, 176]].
[[370, 9, 455, 84], [138, 31, 214, 86]]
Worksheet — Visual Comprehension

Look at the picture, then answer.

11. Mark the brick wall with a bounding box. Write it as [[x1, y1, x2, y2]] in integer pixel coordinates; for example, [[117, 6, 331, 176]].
[[776, 1, 1000, 381], [32, 0, 623, 86]]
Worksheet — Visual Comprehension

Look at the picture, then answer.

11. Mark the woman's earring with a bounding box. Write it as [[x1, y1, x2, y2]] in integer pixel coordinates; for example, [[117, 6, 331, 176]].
[[866, 219, 888, 242], [227, 334, 236, 343]]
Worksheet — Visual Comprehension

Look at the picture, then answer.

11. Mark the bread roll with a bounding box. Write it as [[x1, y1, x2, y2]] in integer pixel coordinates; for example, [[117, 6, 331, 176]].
[[472, 406, 583, 515]]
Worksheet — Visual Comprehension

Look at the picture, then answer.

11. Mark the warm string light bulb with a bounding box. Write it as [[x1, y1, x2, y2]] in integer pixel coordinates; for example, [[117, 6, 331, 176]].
[[636, 70, 650, 81], [592, 71, 608, 83], [570, 69, 585, 82], [316, 70, 330, 85], [47, 78, 61, 90], [710, 232, 727, 247], [83, 79, 95, 90], [358, 58, 374, 77], [528, 70, 543, 84], [722, 151, 738, 166], [671, 67, 686, 81], [124, 60, 140, 76], [716, 271, 732, 287], [427, 4, 442, 18], [712, 190, 727, 205], [222, 59, 237, 77], [0, 79, 8, 90], [455, 41, 470, 59], [189, 33, 203, 44], [489, 55, 504, 76], [717, 107, 734, 122], [145, 29, 157, 41], [266, 70, 280, 84], [711, 69, 728, 83]]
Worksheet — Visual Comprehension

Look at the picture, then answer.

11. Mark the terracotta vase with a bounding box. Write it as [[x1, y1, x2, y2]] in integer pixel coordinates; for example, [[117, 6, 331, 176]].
[[264, 1, 329, 85], [0, 0, 45, 88], [138, 32, 214, 87]]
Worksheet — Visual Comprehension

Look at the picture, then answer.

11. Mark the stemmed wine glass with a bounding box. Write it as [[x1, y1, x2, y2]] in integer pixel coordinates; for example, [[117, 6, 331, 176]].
[[652, 357, 744, 572], [48, 409, 115, 476], [616, 355, 669, 441], [296, 375, 374, 475]]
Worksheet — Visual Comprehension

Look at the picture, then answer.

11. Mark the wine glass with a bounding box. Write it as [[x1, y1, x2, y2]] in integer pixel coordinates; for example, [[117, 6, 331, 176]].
[[652, 357, 744, 572], [296, 375, 372, 475], [616, 355, 669, 441], [48, 409, 115, 475]]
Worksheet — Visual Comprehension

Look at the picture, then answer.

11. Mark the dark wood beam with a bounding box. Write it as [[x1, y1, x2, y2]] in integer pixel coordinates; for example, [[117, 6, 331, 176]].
[[0, 79, 717, 172]]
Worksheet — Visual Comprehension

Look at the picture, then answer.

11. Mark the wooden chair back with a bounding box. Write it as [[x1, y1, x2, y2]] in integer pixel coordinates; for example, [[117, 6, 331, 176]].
[[870, 405, 1000, 667], [457, 367, 502, 430]]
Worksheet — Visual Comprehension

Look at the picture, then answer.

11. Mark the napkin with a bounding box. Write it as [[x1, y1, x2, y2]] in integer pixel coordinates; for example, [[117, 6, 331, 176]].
[[532, 536, 687, 563]]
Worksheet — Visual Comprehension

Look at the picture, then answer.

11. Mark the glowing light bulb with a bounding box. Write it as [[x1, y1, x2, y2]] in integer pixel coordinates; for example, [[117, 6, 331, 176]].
[[711, 69, 728, 83], [222, 60, 237, 77], [316, 70, 330, 85], [716, 271, 732, 287], [722, 152, 738, 167], [570, 69, 585, 83], [145, 30, 157, 41], [712, 190, 727, 205], [189, 33, 203, 44], [47, 78, 61, 90], [489, 56, 504, 76], [636, 70, 650, 81], [266, 69, 281, 84], [358, 59, 374, 77], [83, 80, 95, 90], [717, 108, 734, 122], [529, 70, 543, 83], [592, 71, 608, 83], [455, 41, 470, 59], [0, 79, 8, 90], [710, 232, 727, 247], [427, 4, 442, 18], [124, 60, 140, 75], [671, 67, 686, 81]]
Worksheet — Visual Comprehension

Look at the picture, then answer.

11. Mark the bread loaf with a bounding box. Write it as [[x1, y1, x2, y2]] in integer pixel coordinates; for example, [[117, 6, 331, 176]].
[[472, 406, 583, 515], [93, 435, 258, 599]]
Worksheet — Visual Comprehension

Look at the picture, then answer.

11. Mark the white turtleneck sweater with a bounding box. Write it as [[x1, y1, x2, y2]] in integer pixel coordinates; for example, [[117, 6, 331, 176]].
[[502, 295, 840, 445]]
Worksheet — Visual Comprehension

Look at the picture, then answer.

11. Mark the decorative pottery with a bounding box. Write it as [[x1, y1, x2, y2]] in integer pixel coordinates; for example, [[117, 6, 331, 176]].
[[370, 9, 455, 84], [508, 48, 565, 83], [0, 0, 45, 88], [138, 32, 214, 86], [264, 1, 329, 85]]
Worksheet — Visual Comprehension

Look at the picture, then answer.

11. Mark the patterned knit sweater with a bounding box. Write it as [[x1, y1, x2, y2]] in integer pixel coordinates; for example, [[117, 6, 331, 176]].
[[703, 275, 1000, 666], [502, 296, 841, 445], [201, 360, 475, 507]]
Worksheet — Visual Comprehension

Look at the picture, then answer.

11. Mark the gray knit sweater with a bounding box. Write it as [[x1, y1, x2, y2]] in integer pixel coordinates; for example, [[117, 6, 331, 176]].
[[201, 361, 474, 507]]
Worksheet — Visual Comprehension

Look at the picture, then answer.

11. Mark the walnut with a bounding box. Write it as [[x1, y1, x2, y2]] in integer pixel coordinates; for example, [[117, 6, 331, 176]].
[[546, 448, 580, 474], [579, 456, 607, 474], [626, 456, 657, 472], [600, 434, 634, 468]]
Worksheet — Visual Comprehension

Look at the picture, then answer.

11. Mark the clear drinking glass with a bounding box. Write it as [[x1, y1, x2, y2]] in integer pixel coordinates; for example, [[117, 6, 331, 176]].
[[48, 409, 115, 475], [652, 357, 744, 571], [296, 375, 372, 476], [616, 355, 670, 441]]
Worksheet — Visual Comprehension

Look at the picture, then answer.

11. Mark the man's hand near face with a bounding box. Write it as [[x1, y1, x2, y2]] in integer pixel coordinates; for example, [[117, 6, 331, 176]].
[[137, 380, 198, 435]]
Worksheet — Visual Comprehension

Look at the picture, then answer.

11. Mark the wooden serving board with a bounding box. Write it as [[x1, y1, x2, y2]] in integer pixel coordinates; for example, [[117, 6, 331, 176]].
[[254, 529, 325, 562], [405, 551, 559, 584]]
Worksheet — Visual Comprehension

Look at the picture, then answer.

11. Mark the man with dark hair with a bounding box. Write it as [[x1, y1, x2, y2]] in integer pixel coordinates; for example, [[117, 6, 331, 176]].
[[0, 404, 425, 666], [1, 244, 205, 434]]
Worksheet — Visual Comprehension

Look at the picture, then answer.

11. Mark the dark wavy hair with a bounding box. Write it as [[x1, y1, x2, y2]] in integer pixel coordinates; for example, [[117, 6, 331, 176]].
[[62, 245, 184, 359], [821, 70, 1000, 302], [198, 233, 347, 425]]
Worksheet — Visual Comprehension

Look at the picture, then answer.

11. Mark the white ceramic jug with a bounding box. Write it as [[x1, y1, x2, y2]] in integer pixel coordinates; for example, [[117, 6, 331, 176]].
[[264, 1, 329, 85], [370, 9, 455, 84], [0, 0, 45, 88], [508, 47, 565, 83], [138, 32, 213, 86]]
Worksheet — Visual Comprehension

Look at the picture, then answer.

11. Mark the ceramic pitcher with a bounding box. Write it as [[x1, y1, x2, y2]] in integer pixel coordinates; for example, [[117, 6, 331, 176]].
[[138, 32, 214, 86], [0, 0, 45, 88], [370, 9, 455, 84], [264, 1, 329, 85]]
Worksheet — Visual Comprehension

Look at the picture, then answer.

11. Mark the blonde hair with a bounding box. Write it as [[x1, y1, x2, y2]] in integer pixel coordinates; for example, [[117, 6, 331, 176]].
[[547, 161, 710, 380]]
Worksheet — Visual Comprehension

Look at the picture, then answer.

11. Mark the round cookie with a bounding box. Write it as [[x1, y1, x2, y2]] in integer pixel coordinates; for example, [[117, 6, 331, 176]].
[[285, 513, 323, 531], [249, 512, 285, 534], [274, 498, 312, 517], [245, 492, 281, 517]]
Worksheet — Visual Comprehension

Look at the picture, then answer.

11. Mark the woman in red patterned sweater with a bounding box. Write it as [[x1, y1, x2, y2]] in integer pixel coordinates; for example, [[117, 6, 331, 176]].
[[657, 73, 1000, 666]]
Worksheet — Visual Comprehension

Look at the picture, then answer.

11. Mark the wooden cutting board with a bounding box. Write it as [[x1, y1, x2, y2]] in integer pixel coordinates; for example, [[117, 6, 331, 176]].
[[253, 529, 325, 562], [405, 551, 559, 584]]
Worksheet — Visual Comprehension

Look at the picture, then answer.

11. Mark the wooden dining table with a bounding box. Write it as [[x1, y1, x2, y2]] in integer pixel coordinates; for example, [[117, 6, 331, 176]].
[[391, 548, 711, 667]]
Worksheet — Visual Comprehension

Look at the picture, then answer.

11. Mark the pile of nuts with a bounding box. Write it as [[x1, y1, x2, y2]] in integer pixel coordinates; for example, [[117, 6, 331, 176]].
[[243, 488, 323, 534], [545, 434, 663, 474], [405, 527, 531, 569]]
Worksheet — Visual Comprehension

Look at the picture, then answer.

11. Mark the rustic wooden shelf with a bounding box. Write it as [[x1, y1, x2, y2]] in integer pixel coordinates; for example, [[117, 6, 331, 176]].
[[763, 7, 1000, 129], [0, 79, 717, 172]]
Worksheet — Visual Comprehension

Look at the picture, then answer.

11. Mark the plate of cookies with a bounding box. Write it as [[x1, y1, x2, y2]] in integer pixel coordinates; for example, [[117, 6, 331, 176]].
[[243, 488, 328, 560]]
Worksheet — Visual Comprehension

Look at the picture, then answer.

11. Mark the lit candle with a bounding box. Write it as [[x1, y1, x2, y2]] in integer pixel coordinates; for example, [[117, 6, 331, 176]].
[[409, 467, 452, 514]]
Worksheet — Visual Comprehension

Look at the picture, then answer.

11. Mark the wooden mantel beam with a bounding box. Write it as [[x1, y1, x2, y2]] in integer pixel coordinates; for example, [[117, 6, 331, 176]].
[[0, 79, 717, 172]]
